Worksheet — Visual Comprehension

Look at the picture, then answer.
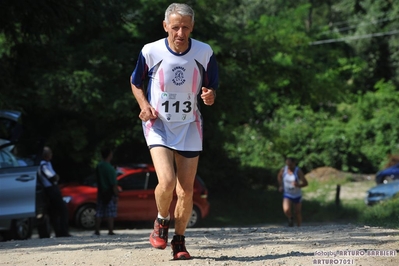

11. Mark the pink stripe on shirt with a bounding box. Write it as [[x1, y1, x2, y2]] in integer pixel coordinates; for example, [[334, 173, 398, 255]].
[[192, 68, 198, 93], [159, 68, 165, 92]]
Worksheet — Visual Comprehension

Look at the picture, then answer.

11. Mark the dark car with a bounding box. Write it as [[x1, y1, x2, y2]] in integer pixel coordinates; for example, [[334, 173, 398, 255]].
[[375, 163, 399, 184], [365, 180, 399, 205], [0, 110, 51, 241], [60, 164, 210, 230]]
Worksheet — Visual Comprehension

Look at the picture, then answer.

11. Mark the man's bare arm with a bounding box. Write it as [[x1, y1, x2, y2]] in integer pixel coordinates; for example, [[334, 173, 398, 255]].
[[130, 79, 157, 122]]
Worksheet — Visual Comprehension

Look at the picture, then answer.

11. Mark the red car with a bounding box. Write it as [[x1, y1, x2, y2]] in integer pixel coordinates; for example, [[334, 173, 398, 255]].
[[60, 164, 210, 229]]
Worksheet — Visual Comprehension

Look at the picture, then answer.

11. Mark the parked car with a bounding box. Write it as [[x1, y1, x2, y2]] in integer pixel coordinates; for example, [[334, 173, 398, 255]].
[[0, 110, 51, 241], [365, 180, 399, 205], [0, 110, 22, 148], [60, 164, 210, 230], [375, 163, 399, 184]]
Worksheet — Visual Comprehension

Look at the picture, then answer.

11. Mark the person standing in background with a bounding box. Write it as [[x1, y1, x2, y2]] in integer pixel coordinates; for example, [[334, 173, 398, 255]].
[[94, 147, 119, 236], [277, 157, 308, 227], [37, 146, 71, 237]]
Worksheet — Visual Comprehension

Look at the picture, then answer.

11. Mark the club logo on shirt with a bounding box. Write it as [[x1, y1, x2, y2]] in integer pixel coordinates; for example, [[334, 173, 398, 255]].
[[172, 66, 186, 86], [161, 92, 168, 99]]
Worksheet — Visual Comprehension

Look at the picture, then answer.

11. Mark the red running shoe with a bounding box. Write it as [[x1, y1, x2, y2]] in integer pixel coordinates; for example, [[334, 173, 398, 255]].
[[149, 218, 170, 249], [171, 235, 191, 260]]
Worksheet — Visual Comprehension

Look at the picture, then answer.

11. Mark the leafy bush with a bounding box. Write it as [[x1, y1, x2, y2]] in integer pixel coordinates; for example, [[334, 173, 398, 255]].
[[359, 196, 399, 228], [237, 80, 399, 179]]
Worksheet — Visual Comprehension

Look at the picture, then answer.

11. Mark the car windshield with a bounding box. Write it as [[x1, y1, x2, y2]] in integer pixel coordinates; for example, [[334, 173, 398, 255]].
[[81, 169, 124, 187], [81, 174, 97, 187], [0, 111, 23, 149], [0, 140, 41, 168]]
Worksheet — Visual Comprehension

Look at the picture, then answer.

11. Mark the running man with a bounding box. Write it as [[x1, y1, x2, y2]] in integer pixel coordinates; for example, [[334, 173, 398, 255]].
[[130, 3, 219, 260]]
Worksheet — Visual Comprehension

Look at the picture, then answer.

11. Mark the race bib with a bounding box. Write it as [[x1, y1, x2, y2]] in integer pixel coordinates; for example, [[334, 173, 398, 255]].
[[157, 92, 195, 122], [284, 180, 295, 191]]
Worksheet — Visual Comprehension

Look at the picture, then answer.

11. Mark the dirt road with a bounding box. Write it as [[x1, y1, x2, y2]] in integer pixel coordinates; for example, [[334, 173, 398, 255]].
[[0, 223, 398, 266]]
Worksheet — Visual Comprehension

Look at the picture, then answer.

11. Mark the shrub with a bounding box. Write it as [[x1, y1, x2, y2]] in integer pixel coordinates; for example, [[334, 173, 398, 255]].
[[359, 196, 399, 228]]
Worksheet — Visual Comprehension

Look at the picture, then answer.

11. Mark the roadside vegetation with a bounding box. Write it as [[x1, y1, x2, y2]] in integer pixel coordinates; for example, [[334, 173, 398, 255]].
[[202, 171, 399, 229], [2, 0, 399, 217], [359, 195, 399, 228]]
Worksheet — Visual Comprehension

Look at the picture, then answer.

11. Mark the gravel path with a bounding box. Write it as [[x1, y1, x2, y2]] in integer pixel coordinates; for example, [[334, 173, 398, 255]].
[[1, 223, 398, 266]]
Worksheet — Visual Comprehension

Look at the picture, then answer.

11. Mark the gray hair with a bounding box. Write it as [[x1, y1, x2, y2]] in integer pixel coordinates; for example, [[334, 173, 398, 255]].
[[164, 3, 195, 24]]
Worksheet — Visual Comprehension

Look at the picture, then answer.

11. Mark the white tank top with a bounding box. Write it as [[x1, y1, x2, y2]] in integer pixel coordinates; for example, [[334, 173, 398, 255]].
[[131, 38, 219, 151], [283, 166, 302, 198]]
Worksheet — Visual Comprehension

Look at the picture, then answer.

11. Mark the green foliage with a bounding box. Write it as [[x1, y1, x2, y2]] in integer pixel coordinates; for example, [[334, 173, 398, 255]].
[[1, 0, 399, 191], [203, 187, 286, 227], [360, 196, 399, 228], [203, 180, 370, 227], [228, 78, 399, 177], [348, 80, 399, 169]]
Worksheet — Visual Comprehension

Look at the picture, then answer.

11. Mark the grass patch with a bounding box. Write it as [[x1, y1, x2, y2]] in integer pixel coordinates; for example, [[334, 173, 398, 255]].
[[359, 195, 399, 228], [200, 179, 384, 228], [201, 187, 285, 227], [302, 198, 366, 223]]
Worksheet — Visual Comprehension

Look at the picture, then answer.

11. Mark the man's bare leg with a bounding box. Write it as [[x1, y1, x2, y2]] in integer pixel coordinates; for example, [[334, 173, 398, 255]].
[[169, 152, 198, 260], [150, 147, 176, 218], [174, 153, 198, 236], [148, 147, 177, 249]]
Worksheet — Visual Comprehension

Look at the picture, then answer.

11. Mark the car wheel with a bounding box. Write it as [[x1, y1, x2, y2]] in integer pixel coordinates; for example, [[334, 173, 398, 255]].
[[37, 214, 51, 238], [11, 218, 33, 240], [187, 206, 201, 228], [75, 204, 97, 229]]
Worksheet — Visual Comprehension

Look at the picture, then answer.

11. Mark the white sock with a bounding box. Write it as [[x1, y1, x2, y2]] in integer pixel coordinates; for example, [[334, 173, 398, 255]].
[[157, 213, 170, 220]]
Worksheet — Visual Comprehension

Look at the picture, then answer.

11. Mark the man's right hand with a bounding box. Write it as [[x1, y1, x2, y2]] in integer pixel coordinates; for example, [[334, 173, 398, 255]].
[[139, 106, 158, 122]]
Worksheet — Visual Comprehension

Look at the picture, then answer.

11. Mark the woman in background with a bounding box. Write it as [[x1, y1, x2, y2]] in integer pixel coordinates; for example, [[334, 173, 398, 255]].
[[277, 157, 308, 227]]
